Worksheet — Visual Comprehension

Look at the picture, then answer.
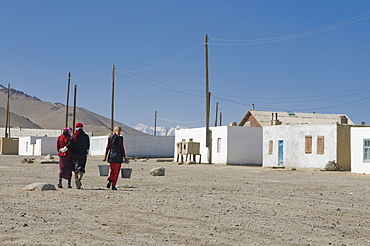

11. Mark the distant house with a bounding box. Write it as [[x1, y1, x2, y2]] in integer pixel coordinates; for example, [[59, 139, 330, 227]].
[[351, 126, 370, 174], [263, 122, 352, 170], [18, 136, 58, 156], [239, 110, 353, 127], [174, 126, 262, 165]]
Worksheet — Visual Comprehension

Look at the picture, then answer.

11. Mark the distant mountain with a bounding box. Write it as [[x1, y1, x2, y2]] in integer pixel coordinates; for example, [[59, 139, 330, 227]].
[[0, 84, 147, 136], [134, 123, 187, 136]]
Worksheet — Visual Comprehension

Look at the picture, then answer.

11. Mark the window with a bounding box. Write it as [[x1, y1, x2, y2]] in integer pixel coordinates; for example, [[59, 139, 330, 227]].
[[317, 136, 325, 155], [269, 140, 273, 155], [305, 136, 312, 154], [217, 138, 221, 153], [364, 139, 370, 163]]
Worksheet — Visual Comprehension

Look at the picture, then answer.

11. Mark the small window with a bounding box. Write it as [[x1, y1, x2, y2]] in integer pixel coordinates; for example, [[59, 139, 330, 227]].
[[26, 141, 28, 152], [317, 136, 324, 155], [269, 140, 273, 155], [305, 136, 312, 154], [217, 138, 221, 153], [363, 139, 370, 163]]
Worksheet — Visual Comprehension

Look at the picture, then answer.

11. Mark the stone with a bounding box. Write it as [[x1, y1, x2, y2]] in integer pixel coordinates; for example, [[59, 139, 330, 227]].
[[22, 183, 56, 191], [150, 167, 165, 176]]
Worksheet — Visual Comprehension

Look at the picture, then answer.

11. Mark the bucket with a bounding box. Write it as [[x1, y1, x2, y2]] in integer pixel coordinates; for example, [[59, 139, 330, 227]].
[[121, 168, 132, 178], [98, 165, 110, 176]]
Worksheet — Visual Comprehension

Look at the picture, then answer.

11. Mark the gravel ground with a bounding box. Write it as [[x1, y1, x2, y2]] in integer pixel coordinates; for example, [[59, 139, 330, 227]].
[[1, 155, 370, 245]]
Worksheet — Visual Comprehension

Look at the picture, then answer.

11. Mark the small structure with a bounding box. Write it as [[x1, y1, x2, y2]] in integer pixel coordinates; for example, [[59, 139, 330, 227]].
[[0, 137, 18, 154], [351, 126, 370, 174], [263, 122, 352, 170], [176, 139, 201, 163], [175, 125, 262, 165]]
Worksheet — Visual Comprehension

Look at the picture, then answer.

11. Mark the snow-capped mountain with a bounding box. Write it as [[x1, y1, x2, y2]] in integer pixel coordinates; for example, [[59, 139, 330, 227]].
[[134, 123, 187, 136]]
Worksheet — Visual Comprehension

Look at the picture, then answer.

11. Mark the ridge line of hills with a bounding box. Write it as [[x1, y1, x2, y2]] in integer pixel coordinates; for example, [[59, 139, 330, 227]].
[[0, 84, 147, 136]]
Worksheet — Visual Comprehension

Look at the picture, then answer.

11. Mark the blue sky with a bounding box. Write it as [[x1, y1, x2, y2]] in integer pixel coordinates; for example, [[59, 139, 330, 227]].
[[1, 0, 370, 128]]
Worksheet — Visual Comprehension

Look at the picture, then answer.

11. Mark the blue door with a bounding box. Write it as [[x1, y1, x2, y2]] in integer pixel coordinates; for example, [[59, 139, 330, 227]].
[[278, 140, 284, 166]]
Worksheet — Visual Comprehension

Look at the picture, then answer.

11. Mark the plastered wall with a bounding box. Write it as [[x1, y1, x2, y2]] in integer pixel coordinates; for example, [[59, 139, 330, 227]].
[[263, 124, 338, 169]]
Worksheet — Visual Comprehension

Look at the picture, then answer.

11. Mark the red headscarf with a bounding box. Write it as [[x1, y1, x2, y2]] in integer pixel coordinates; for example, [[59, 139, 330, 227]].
[[74, 123, 84, 141]]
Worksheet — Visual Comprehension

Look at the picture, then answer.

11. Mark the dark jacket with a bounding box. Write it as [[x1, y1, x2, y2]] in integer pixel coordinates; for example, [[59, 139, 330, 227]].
[[105, 134, 126, 164], [67, 131, 90, 155]]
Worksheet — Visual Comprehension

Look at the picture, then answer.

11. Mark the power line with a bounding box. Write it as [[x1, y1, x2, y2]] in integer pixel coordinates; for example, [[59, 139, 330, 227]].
[[210, 12, 370, 45]]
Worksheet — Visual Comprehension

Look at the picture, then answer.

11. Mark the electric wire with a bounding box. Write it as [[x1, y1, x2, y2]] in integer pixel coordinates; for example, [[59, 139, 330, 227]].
[[210, 12, 370, 45]]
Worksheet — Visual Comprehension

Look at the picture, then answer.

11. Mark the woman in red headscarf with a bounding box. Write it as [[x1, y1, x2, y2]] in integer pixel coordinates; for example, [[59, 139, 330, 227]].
[[56, 127, 73, 188], [59, 123, 90, 189]]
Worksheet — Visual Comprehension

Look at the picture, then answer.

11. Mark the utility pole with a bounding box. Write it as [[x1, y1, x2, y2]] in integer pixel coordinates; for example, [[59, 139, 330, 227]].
[[220, 112, 222, 126], [205, 34, 212, 164], [72, 85, 77, 133], [111, 65, 115, 134], [65, 72, 71, 128], [154, 111, 157, 136], [5, 84, 10, 138], [214, 102, 218, 127]]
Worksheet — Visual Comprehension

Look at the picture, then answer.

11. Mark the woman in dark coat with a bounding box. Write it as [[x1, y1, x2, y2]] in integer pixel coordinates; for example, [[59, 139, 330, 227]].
[[103, 126, 128, 190], [59, 122, 90, 189]]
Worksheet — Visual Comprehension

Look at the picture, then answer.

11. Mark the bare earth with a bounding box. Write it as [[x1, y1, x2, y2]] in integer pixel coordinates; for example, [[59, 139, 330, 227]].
[[1, 155, 370, 246]]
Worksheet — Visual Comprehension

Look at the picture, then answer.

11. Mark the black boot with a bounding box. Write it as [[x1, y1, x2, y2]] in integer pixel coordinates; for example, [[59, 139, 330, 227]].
[[107, 180, 112, 189], [112, 185, 117, 190]]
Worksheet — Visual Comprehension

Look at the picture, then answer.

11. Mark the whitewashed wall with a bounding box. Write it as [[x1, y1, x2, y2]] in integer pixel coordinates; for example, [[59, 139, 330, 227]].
[[175, 126, 262, 165], [90, 135, 174, 158], [34, 137, 58, 155], [351, 127, 370, 174], [19, 136, 46, 155], [174, 127, 207, 163], [263, 124, 337, 169], [0, 127, 62, 138], [226, 126, 262, 165]]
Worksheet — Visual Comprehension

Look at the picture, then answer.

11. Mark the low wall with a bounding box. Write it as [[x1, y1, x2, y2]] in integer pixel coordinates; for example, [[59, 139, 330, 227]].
[[90, 135, 174, 158]]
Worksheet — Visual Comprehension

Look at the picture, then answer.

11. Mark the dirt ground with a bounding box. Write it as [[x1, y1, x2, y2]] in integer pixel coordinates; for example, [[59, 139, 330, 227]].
[[1, 155, 370, 246]]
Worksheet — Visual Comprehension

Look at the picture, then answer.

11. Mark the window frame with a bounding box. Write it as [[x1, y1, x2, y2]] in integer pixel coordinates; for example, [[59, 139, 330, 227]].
[[363, 139, 370, 163]]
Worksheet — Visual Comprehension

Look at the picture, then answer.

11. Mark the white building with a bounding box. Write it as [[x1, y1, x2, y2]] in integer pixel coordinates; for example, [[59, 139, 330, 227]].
[[351, 127, 370, 174], [174, 126, 263, 165], [90, 135, 174, 158], [263, 124, 351, 170], [18, 136, 58, 156]]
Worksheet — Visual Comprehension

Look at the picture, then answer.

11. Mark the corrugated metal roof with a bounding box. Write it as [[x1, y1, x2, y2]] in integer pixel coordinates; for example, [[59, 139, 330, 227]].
[[240, 110, 353, 126]]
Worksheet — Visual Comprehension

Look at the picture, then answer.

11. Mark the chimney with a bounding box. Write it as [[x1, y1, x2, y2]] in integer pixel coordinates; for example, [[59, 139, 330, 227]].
[[338, 116, 348, 124]]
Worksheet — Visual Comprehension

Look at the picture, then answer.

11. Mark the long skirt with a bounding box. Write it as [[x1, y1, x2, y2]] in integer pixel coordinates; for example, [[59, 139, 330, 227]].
[[59, 156, 72, 180], [71, 154, 87, 173], [107, 163, 122, 186]]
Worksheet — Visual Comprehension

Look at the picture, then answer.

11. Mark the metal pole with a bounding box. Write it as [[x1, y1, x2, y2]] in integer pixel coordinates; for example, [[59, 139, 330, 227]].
[[154, 111, 157, 136], [5, 84, 10, 138], [72, 85, 77, 133], [111, 65, 115, 134], [205, 34, 212, 164], [214, 102, 218, 127], [65, 72, 71, 128]]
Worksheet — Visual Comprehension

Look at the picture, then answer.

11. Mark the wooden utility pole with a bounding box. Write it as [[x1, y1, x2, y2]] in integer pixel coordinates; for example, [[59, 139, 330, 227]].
[[111, 65, 115, 134], [65, 72, 71, 128], [220, 112, 222, 126], [214, 102, 218, 127], [154, 111, 157, 136], [205, 34, 212, 164], [5, 84, 10, 138], [72, 85, 77, 133]]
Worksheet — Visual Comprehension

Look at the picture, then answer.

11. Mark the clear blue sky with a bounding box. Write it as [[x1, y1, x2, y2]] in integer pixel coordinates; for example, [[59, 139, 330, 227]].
[[1, 0, 370, 128]]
